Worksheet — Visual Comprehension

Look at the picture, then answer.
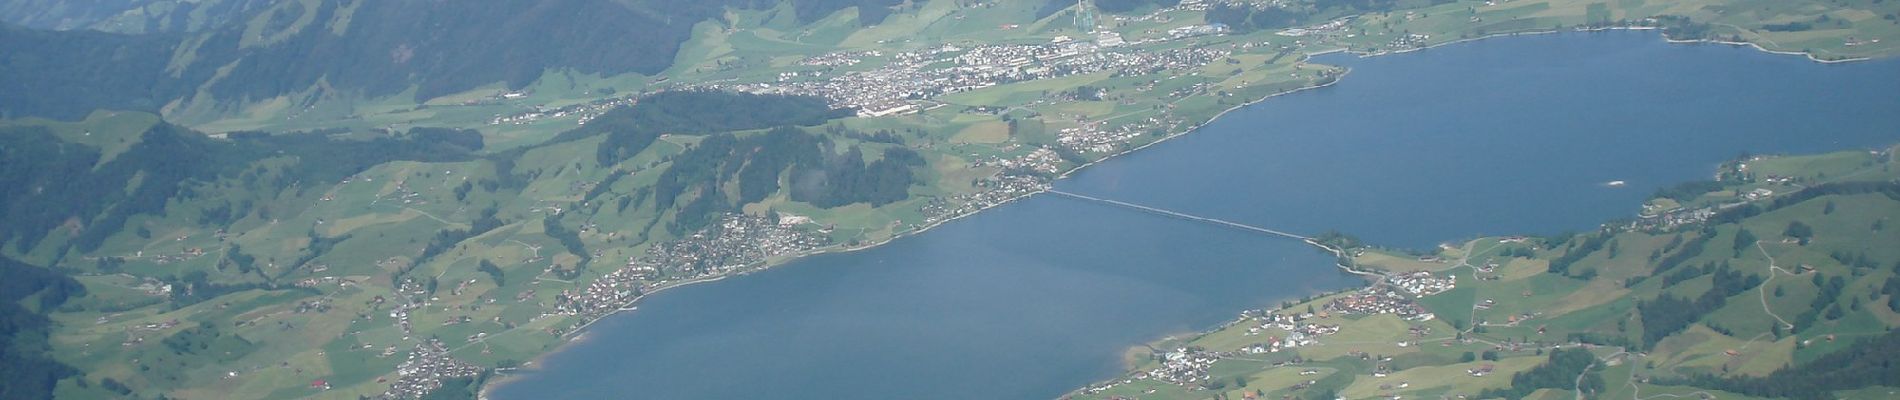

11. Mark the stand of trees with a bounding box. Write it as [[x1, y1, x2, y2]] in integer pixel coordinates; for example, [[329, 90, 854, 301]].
[[1650, 229, 1713, 278], [417, 207, 506, 267], [1654, 15, 1715, 40], [1548, 232, 1613, 275], [602, 91, 846, 136], [790, 146, 924, 208], [1639, 265, 1761, 348], [1884, 262, 1900, 312], [1476, 348, 1604, 399], [543, 215, 589, 266], [479, 260, 506, 288], [652, 126, 923, 234], [1658, 330, 1900, 400], [549, 91, 844, 168], [1791, 273, 1848, 333], [0, 256, 84, 400]]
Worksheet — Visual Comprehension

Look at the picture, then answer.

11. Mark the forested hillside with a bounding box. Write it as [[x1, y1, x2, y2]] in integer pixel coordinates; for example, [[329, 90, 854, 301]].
[[0, 0, 275, 33], [0, 256, 83, 400], [0, 0, 904, 120], [0, 121, 484, 255]]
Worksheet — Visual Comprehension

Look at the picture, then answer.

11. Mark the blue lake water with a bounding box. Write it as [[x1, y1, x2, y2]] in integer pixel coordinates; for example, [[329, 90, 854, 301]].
[[492, 31, 1900, 399]]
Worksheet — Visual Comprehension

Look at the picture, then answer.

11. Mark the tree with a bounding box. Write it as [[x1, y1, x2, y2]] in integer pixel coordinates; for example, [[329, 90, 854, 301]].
[[1732, 227, 1758, 257], [1461, 352, 1477, 363], [479, 260, 506, 287], [1784, 221, 1814, 245]]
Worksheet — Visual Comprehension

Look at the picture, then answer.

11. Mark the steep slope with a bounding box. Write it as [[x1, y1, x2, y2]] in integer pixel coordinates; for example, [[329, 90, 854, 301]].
[[0, 0, 274, 33]]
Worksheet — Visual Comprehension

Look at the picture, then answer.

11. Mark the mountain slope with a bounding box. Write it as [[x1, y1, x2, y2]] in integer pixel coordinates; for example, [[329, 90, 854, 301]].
[[0, 0, 275, 33], [0, 0, 904, 120]]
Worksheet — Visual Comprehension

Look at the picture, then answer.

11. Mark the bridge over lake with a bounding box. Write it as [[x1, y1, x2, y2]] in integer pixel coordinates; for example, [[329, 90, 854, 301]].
[[1045, 189, 1311, 241]]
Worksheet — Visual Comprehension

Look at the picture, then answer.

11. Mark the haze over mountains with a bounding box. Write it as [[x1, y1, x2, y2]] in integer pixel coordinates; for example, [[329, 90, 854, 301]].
[[0, 0, 927, 120]]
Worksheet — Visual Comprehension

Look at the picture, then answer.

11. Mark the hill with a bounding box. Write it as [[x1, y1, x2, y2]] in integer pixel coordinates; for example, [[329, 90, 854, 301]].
[[0, 89, 903, 398]]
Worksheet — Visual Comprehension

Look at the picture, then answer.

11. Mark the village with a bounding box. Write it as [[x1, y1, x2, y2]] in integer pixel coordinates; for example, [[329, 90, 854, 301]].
[[379, 339, 483, 399], [703, 24, 1233, 118], [921, 174, 1053, 225], [1075, 259, 1463, 396], [554, 213, 831, 318], [487, 92, 640, 126]]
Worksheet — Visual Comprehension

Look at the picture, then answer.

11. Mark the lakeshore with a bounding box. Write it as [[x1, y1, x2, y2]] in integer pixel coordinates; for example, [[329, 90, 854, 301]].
[[491, 31, 1900, 399], [495, 23, 1856, 380], [1069, 144, 1900, 399]]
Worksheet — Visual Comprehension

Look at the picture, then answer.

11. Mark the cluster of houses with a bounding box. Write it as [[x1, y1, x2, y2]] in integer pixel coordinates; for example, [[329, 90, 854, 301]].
[[1112, 0, 1212, 26], [1388, 271, 1456, 296], [1243, 312, 1341, 352], [986, 146, 1065, 175], [640, 213, 830, 277], [1386, 32, 1432, 49], [293, 275, 359, 289], [1631, 205, 1718, 232], [798, 50, 879, 67], [1327, 291, 1436, 321], [698, 23, 1233, 121], [381, 339, 483, 399], [488, 93, 637, 127], [372, 277, 433, 341], [141, 247, 210, 265], [1466, 363, 1496, 377], [555, 213, 829, 317], [920, 174, 1052, 225], [1276, 17, 1353, 37], [1055, 114, 1182, 155], [1144, 347, 1224, 386]]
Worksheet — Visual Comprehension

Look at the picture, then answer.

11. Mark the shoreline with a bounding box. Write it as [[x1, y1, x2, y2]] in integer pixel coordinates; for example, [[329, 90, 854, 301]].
[[1356, 25, 1872, 64], [1104, 239, 1379, 375], [481, 186, 1050, 396], [1059, 27, 1882, 398], [480, 27, 1868, 398]]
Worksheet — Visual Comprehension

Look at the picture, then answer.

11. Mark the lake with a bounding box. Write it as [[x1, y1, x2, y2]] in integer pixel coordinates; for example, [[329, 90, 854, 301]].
[[491, 31, 1900, 399]]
